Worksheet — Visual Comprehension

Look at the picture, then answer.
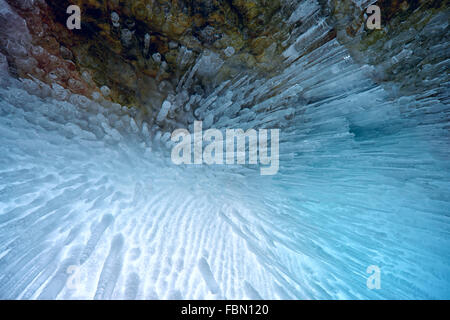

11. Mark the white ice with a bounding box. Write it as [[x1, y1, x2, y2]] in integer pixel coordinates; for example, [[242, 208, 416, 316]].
[[0, 0, 449, 300]]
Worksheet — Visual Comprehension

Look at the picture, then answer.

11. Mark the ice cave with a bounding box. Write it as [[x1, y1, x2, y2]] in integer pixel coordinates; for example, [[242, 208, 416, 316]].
[[0, 0, 449, 300]]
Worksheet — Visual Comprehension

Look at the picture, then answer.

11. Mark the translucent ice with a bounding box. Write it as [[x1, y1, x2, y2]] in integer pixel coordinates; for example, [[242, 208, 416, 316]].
[[0, 1, 449, 301]]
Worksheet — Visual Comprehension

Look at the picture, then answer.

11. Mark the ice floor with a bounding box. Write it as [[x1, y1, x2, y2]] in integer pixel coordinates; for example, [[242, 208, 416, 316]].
[[0, 0, 449, 299], [1, 44, 449, 299]]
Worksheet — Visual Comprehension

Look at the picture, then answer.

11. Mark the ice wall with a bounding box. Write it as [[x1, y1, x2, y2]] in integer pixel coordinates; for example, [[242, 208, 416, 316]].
[[0, 0, 449, 300]]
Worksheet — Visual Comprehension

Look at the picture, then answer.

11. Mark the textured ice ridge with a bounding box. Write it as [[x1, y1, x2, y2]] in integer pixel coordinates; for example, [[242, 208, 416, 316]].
[[0, 0, 449, 300]]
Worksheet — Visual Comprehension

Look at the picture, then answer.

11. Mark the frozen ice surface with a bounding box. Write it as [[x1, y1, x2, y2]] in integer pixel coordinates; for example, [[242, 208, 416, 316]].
[[0, 2, 449, 300], [1, 57, 449, 299]]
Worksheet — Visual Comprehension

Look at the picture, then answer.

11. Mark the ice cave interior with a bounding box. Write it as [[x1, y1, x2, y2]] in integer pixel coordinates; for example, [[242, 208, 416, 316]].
[[0, 0, 449, 299]]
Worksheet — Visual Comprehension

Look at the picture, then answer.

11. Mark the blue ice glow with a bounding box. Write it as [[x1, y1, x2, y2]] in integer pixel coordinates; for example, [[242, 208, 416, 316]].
[[0, 1, 449, 300], [1, 44, 449, 299]]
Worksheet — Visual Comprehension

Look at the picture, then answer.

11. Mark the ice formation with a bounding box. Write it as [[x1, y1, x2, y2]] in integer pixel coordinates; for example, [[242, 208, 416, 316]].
[[0, 0, 449, 300]]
